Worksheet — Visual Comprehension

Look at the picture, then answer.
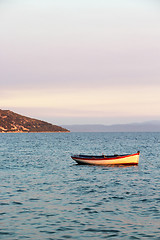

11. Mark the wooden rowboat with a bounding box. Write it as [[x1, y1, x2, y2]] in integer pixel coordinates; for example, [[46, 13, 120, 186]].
[[71, 151, 140, 166]]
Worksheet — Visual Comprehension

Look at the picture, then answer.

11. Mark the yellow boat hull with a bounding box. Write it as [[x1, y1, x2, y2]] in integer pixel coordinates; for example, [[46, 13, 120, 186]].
[[71, 152, 140, 165]]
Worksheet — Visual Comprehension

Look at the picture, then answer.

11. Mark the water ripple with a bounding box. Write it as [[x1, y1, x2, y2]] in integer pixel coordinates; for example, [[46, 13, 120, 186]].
[[0, 132, 160, 239]]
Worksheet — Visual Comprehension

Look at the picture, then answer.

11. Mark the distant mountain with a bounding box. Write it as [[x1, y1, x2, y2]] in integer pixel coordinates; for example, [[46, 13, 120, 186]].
[[0, 109, 69, 133], [62, 121, 160, 132]]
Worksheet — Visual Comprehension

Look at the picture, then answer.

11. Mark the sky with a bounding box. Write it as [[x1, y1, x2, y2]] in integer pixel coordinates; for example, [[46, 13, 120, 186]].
[[0, 0, 160, 125]]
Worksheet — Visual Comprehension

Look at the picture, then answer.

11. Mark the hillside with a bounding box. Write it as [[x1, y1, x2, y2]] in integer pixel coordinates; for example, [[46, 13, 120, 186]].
[[0, 109, 69, 133]]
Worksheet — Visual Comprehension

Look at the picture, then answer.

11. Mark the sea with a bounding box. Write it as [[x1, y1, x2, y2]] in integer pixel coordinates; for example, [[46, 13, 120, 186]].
[[0, 132, 160, 240]]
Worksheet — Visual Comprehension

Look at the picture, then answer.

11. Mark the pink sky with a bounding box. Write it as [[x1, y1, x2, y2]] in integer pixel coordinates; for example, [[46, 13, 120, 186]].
[[0, 0, 160, 125]]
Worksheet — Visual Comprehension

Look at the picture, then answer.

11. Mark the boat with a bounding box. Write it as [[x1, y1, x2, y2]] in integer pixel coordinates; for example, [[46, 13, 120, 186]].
[[71, 151, 140, 166]]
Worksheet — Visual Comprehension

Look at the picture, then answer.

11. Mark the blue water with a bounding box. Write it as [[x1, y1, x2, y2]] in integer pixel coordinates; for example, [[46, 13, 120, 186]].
[[0, 132, 160, 240]]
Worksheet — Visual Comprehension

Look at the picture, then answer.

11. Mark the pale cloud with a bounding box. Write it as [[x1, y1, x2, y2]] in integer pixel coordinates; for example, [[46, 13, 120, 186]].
[[1, 86, 159, 120]]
